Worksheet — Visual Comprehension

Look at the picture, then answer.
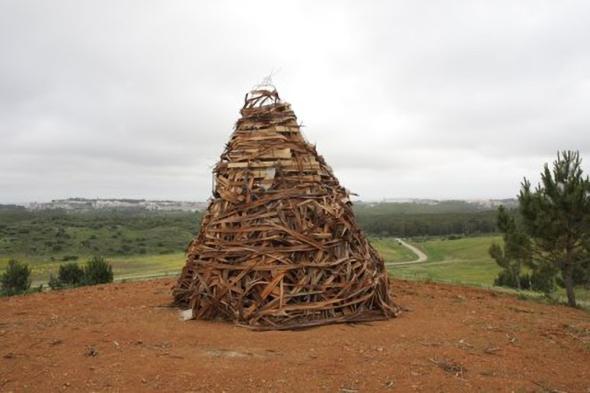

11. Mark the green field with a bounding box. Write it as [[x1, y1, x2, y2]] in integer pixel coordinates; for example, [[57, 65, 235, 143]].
[[0, 253, 186, 285], [386, 235, 590, 306], [1, 238, 416, 285], [388, 235, 502, 285], [370, 237, 417, 262], [107, 253, 186, 281]]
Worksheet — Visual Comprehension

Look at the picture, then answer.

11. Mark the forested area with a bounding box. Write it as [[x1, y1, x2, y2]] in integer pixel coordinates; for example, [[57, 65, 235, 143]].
[[355, 210, 497, 237], [0, 202, 498, 260], [0, 207, 201, 258]]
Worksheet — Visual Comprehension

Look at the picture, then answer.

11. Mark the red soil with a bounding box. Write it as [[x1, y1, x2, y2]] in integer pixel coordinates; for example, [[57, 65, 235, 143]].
[[1, 279, 589, 392]]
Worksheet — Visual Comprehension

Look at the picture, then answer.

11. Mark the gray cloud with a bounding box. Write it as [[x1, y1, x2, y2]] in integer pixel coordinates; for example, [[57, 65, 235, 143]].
[[1, 0, 589, 203]]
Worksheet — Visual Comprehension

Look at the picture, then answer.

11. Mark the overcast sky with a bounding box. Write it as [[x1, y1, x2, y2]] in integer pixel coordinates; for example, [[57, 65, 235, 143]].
[[1, 1, 589, 203]]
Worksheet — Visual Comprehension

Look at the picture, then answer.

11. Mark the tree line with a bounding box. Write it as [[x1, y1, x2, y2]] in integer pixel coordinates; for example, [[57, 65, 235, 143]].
[[356, 211, 497, 238]]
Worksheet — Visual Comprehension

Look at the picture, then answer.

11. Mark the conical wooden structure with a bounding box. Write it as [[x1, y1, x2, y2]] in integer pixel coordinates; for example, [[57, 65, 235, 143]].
[[173, 87, 399, 330]]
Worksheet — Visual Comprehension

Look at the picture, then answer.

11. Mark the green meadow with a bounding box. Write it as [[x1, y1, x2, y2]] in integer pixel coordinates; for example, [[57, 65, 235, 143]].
[[0, 253, 186, 285], [387, 235, 502, 285], [384, 235, 590, 305], [1, 238, 415, 285], [369, 237, 417, 262]]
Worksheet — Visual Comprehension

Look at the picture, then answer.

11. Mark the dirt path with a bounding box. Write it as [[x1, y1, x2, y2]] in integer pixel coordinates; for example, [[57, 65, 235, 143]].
[[1, 278, 589, 392], [385, 238, 428, 266]]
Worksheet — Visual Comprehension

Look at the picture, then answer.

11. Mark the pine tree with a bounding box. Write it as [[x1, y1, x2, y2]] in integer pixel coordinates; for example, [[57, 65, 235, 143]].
[[519, 151, 590, 307], [489, 206, 531, 290]]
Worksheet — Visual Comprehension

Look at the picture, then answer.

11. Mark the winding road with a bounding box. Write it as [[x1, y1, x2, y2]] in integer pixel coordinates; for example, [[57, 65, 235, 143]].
[[385, 238, 428, 266]]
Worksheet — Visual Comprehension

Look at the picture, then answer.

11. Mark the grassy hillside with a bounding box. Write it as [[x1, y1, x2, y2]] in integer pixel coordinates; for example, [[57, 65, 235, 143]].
[[388, 236, 502, 285], [370, 237, 417, 262], [1, 240, 418, 285], [0, 209, 201, 258], [388, 235, 590, 305], [0, 253, 187, 284]]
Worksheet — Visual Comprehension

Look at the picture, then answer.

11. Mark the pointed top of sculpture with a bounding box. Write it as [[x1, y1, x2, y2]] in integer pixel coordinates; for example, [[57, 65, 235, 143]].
[[243, 74, 282, 109], [243, 87, 281, 110]]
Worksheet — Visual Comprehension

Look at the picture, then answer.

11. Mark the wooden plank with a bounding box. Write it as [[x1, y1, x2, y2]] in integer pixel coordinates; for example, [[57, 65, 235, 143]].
[[226, 160, 320, 169]]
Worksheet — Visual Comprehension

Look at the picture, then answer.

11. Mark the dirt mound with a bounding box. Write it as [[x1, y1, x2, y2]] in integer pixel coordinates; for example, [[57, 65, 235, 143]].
[[1, 279, 589, 392]]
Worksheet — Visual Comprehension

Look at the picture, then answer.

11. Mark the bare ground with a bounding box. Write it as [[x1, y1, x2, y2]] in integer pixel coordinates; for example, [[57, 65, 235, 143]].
[[1, 278, 589, 393]]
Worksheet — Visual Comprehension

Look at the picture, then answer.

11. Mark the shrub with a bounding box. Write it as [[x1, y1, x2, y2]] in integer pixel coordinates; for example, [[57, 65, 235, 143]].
[[494, 270, 516, 288], [1, 259, 32, 295], [531, 265, 557, 294], [48, 274, 63, 290], [82, 256, 113, 285], [493, 270, 531, 290], [58, 262, 84, 286], [49, 259, 110, 290]]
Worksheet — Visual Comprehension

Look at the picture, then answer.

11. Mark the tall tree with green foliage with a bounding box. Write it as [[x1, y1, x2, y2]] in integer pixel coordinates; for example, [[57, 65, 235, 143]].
[[489, 206, 531, 290], [519, 151, 590, 307]]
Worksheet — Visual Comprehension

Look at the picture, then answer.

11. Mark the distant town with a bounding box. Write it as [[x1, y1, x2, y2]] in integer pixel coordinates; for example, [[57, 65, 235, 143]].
[[368, 198, 518, 209], [0, 197, 518, 213], [25, 198, 208, 212]]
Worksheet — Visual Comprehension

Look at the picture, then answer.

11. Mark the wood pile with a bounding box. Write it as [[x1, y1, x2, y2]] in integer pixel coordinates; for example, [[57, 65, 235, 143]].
[[173, 87, 399, 330]]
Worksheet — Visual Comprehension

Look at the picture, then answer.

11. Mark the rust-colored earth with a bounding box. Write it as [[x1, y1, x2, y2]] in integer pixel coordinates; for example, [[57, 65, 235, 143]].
[[1, 279, 589, 392]]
